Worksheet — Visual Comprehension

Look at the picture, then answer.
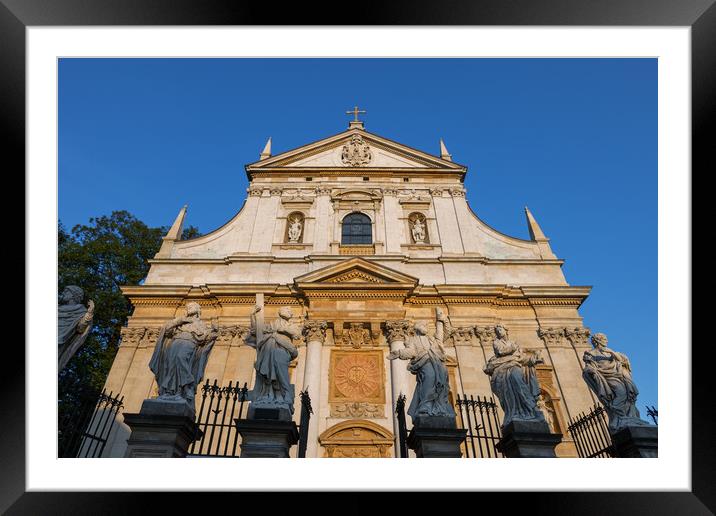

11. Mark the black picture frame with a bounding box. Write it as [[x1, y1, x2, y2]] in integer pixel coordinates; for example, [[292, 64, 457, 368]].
[[4, 0, 712, 513]]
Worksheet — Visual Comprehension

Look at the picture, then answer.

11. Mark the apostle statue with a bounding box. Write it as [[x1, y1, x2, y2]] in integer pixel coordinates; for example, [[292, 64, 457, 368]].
[[483, 324, 546, 428], [582, 332, 652, 432], [388, 308, 456, 421], [148, 302, 218, 410], [287, 215, 303, 243], [411, 215, 426, 243], [245, 305, 301, 414], [58, 285, 95, 371]]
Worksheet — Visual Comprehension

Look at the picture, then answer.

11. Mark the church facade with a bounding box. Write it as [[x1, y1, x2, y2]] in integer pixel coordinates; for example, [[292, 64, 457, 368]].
[[100, 115, 596, 458]]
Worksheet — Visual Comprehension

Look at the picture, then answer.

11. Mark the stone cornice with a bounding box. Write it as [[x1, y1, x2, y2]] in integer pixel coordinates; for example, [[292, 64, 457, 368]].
[[121, 285, 193, 297], [124, 283, 588, 299], [521, 286, 592, 298], [148, 255, 566, 267], [250, 168, 464, 176]]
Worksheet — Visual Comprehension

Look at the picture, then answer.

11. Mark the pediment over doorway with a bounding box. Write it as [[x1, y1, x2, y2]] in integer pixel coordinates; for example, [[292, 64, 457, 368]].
[[318, 420, 394, 458], [294, 258, 418, 289]]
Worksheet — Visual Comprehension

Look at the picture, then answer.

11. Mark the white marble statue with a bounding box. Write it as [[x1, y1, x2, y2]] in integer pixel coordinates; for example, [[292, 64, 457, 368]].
[[411, 216, 426, 243], [58, 285, 95, 371], [582, 333, 652, 432], [388, 308, 456, 420], [287, 215, 303, 243], [246, 305, 301, 414], [483, 325, 546, 428], [148, 302, 218, 408]]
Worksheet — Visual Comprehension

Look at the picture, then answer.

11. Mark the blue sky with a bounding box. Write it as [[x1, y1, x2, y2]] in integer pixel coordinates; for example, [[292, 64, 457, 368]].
[[59, 58, 657, 414]]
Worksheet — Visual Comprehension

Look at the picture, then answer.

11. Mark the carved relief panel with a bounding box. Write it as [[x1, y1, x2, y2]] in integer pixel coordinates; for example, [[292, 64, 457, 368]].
[[335, 322, 379, 349], [319, 420, 393, 458], [329, 349, 386, 419]]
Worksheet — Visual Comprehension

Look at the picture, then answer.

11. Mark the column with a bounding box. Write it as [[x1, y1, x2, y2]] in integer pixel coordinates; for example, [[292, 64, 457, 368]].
[[302, 320, 328, 457], [385, 320, 411, 456]]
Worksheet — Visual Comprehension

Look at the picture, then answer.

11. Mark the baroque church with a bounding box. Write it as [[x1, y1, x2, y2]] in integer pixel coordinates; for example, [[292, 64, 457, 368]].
[[100, 111, 597, 458]]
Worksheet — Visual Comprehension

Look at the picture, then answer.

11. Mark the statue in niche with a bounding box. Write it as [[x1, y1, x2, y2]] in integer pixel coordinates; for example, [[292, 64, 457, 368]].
[[246, 305, 301, 414], [287, 213, 303, 243], [582, 332, 652, 432], [58, 285, 95, 371], [148, 302, 219, 410], [388, 308, 455, 421], [409, 213, 428, 243], [483, 324, 547, 428], [537, 393, 558, 433]]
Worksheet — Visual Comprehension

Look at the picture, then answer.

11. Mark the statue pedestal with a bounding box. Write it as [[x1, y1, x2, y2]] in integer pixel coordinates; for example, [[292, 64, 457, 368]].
[[497, 420, 562, 458], [611, 425, 658, 458], [234, 417, 299, 458], [235, 404, 298, 458], [123, 398, 201, 458], [407, 416, 467, 458]]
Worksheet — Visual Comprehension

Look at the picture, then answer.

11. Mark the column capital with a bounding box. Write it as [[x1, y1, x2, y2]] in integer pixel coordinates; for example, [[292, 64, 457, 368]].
[[119, 326, 145, 348], [384, 320, 411, 344], [449, 326, 475, 346], [537, 327, 567, 348], [565, 327, 591, 348], [303, 320, 328, 344], [474, 326, 496, 347]]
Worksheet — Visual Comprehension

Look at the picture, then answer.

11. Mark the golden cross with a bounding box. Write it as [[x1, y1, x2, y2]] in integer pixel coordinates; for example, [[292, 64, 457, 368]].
[[346, 106, 366, 122]]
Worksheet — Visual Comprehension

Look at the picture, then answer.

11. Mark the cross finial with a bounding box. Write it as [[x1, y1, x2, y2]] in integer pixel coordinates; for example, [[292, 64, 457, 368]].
[[346, 105, 367, 121], [345, 106, 367, 129]]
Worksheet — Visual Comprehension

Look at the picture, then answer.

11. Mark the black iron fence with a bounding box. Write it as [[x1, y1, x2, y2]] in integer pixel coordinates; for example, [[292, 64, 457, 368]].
[[188, 378, 312, 458], [395, 394, 409, 458], [395, 392, 503, 458], [58, 389, 124, 458], [567, 404, 617, 458], [455, 394, 503, 458], [297, 389, 313, 458], [189, 379, 250, 457]]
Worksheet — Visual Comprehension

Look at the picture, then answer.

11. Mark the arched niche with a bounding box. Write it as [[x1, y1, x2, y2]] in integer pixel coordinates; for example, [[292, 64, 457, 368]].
[[408, 212, 429, 244], [318, 419, 394, 458], [285, 211, 305, 243]]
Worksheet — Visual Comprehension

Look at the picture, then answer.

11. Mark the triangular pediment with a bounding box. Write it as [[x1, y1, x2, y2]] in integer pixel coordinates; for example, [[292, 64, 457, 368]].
[[294, 258, 419, 288], [246, 128, 465, 173]]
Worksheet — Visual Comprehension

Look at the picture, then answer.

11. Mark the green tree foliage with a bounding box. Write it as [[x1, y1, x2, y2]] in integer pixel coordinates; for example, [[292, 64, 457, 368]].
[[58, 211, 200, 416]]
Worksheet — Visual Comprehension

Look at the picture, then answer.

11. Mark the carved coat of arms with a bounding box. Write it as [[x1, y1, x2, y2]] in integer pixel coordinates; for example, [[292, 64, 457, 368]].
[[341, 323, 373, 349], [341, 135, 372, 167]]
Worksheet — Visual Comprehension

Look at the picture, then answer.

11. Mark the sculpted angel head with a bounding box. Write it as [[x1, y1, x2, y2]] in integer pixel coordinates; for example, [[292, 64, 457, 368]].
[[278, 306, 293, 320], [495, 324, 508, 339]]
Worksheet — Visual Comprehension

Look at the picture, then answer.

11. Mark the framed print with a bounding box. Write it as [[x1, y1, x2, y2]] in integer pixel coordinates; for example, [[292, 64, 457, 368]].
[[4, 0, 713, 513]]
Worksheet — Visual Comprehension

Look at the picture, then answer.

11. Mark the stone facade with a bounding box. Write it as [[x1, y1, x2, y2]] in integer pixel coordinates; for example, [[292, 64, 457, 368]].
[[101, 120, 596, 457]]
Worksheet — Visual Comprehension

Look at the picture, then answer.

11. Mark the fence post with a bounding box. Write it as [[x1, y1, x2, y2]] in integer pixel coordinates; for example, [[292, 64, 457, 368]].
[[395, 394, 409, 458], [297, 389, 313, 458]]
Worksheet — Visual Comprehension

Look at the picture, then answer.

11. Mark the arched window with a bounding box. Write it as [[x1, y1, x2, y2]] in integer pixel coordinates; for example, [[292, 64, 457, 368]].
[[341, 212, 372, 245]]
